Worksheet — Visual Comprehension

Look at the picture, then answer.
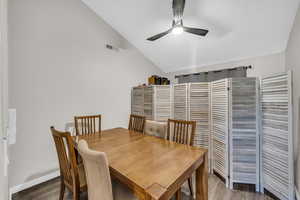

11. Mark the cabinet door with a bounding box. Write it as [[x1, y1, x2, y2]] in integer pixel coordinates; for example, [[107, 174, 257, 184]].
[[131, 87, 144, 116], [144, 86, 153, 120], [153, 85, 171, 122]]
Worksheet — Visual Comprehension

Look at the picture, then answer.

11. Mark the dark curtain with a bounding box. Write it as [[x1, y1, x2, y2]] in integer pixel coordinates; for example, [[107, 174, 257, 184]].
[[177, 66, 249, 83]]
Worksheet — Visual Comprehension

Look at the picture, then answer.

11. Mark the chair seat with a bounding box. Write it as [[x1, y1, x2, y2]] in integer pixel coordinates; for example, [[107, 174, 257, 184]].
[[112, 179, 138, 200]]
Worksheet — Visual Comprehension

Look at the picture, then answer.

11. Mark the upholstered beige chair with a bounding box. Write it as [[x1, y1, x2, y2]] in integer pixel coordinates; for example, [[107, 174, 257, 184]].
[[144, 120, 167, 139], [77, 140, 137, 200]]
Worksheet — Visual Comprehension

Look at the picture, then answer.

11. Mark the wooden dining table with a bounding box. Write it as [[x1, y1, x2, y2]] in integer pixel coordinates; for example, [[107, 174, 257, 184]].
[[74, 127, 208, 200]]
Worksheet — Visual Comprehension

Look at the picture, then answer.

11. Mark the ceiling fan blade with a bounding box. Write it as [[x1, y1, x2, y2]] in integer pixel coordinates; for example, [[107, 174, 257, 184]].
[[147, 29, 171, 41], [172, 0, 185, 22], [183, 27, 209, 36]]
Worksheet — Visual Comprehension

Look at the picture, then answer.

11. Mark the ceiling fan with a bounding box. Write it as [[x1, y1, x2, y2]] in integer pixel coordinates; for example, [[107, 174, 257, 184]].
[[147, 0, 209, 41]]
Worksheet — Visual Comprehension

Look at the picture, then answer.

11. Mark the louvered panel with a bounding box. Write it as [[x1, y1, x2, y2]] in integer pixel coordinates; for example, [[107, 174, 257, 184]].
[[229, 78, 259, 191], [211, 79, 229, 187], [153, 85, 172, 121], [173, 84, 189, 120], [189, 83, 211, 170], [261, 72, 294, 200], [131, 87, 144, 116], [144, 86, 153, 120]]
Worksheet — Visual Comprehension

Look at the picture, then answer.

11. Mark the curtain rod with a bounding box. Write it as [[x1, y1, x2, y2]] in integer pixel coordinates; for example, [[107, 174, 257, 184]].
[[174, 65, 252, 79]]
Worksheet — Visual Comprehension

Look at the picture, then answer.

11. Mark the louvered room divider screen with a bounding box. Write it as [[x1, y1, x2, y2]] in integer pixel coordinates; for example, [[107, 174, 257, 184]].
[[131, 72, 293, 198], [189, 83, 211, 171], [211, 79, 230, 187], [173, 84, 189, 120], [260, 71, 294, 200], [228, 78, 260, 191]]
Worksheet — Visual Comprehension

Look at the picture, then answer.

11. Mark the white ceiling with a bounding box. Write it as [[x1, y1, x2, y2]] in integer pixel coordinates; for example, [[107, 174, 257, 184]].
[[82, 0, 300, 72]]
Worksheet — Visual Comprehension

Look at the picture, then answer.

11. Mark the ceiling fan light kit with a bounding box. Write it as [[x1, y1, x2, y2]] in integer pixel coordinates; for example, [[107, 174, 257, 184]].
[[172, 26, 184, 35], [147, 0, 209, 41]]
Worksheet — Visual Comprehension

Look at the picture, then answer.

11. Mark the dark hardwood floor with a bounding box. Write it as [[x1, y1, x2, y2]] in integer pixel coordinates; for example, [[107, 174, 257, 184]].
[[12, 175, 274, 200]]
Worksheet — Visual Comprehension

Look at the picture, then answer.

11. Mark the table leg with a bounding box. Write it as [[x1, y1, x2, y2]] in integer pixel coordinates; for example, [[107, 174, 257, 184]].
[[196, 152, 208, 200], [144, 194, 157, 200], [176, 188, 182, 200]]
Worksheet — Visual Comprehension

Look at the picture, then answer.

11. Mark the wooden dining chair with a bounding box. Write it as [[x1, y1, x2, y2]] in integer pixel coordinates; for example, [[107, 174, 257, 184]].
[[50, 127, 87, 200], [77, 140, 137, 200], [128, 114, 146, 133], [166, 119, 196, 198], [74, 114, 101, 135]]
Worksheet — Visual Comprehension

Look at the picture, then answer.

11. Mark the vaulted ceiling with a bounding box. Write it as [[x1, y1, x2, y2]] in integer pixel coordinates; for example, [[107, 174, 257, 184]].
[[82, 0, 300, 72]]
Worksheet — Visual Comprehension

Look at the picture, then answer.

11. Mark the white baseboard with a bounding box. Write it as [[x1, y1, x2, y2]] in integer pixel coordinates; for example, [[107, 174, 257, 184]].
[[296, 187, 300, 200], [9, 170, 60, 200]]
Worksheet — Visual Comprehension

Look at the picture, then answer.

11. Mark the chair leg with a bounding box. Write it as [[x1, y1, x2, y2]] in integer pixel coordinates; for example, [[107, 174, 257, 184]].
[[176, 188, 181, 200], [73, 185, 80, 200], [188, 177, 193, 197], [73, 191, 80, 200], [59, 180, 65, 200]]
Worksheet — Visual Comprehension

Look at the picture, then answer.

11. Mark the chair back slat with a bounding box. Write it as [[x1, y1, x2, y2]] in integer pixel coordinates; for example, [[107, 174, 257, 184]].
[[167, 119, 196, 145], [74, 115, 101, 135], [128, 114, 146, 133], [50, 127, 79, 186]]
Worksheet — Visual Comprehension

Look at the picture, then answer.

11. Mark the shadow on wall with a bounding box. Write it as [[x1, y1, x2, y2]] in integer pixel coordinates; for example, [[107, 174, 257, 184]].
[[22, 122, 77, 182], [24, 168, 58, 183], [297, 97, 300, 191]]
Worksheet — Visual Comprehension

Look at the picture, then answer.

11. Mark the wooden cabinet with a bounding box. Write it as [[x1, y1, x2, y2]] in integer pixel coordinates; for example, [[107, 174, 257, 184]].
[[131, 85, 172, 121]]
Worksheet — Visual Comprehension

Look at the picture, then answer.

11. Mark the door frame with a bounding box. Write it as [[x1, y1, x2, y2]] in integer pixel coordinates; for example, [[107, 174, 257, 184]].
[[0, 0, 9, 199]]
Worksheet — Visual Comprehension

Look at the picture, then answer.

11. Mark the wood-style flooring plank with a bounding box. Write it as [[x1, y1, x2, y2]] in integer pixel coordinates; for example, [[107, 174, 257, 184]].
[[12, 175, 274, 200]]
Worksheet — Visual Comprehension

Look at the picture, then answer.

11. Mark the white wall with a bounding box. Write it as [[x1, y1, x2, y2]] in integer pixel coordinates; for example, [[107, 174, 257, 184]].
[[167, 52, 285, 83], [8, 0, 164, 189], [286, 3, 300, 194]]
